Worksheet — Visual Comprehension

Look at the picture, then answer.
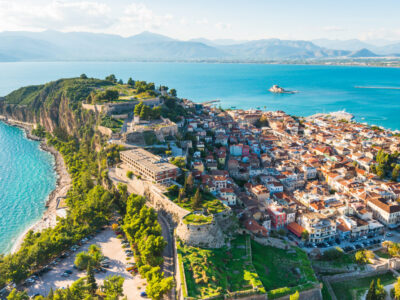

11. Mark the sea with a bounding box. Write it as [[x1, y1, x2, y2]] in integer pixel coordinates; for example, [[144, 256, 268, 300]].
[[0, 62, 400, 253], [0, 121, 56, 253]]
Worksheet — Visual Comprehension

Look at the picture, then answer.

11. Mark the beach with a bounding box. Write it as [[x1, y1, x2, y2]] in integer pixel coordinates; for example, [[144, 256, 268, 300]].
[[0, 117, 71, 254]]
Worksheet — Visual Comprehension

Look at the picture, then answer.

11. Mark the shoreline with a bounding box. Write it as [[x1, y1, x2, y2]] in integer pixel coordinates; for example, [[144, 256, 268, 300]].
[[0, 117, 71, 254]]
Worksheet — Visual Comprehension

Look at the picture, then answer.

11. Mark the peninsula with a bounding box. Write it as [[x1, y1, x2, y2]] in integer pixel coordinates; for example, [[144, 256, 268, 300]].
[[1, 75, 400, 300]]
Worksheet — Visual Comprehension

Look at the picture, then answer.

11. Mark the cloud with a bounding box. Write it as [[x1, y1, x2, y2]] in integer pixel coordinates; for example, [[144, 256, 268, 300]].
[[0, 1, 113, 31], [0, 1, 173, 36]]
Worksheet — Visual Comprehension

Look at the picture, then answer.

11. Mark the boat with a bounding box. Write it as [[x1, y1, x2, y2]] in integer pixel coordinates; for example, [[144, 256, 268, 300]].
[[269, 85, 297, 94]]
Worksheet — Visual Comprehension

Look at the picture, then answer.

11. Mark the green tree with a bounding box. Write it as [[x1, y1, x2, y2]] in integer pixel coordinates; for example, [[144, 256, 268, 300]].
[[375, 278, 387, 300], [169, 89, 177, 97], [355, 249, 374, 264], [301, 230, 309, 241], [134, 102, 144, 116], [126, 171, 134, 179], [80, 74, 88, 79], [86, 263, 98, 295], [7, 289, 29, 300], [127, 77, 135, 87], [102, 275, 125, 300], [105, 74, 117, 83], [191, 188, 202, 210], [366, 280, 376, 300], [146, 276, 174, 300], [289, 290, 299, 300], [393, 277, 400, 299], [140, 104, 151, 120]]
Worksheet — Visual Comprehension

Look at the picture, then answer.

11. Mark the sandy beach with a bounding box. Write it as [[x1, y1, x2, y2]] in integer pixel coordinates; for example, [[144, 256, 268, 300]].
[[0, 117, 71, 254]]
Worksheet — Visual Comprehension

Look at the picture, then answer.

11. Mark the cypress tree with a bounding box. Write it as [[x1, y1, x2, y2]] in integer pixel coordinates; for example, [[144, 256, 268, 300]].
[[86, 263, 98, 295]]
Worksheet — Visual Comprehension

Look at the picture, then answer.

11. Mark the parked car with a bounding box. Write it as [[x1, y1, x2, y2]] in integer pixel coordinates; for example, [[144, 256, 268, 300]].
[[140, 291, 147, 297], [64, 270, 73, 274]]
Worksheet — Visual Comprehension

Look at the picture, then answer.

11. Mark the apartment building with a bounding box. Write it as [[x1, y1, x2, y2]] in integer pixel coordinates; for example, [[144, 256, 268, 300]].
[[120, 148, 179, 184]]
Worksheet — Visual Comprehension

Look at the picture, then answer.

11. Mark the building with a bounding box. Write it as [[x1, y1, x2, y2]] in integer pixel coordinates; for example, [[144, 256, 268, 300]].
[[120, 148, 179, 184], [299, 212, 337, 243], [367, 197, 400, 228]]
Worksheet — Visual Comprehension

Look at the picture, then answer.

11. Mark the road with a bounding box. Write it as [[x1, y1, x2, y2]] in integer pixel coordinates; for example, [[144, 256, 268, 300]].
[[25, 228, 147, 299]]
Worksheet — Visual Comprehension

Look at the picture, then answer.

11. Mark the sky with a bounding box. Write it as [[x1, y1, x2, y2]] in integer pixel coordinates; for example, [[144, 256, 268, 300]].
[[0, 0, 400, 42]]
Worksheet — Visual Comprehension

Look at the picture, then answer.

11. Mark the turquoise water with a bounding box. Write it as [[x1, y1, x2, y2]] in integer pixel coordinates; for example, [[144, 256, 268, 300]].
[[0, 122, 56, 253], [1, 62, 400, 129]]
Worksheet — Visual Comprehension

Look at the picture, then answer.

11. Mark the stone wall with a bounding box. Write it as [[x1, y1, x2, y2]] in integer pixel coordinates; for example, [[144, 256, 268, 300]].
[[115, 166, 189, 223], [274, 285, 322, 300], [253, 236, 290, 250], [176, 219, 226, 249], [97, 125, 113, 137]]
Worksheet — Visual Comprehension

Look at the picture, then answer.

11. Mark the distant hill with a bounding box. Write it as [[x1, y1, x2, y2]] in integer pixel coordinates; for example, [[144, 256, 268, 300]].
[[0, 30, 399, 62], [348, 48, 379, 58]]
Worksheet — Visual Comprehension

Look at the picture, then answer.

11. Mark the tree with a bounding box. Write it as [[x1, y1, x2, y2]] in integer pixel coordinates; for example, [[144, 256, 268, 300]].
[[289, 290, 299, 300], [393, 277, 400, 299], [192, 188, 202, 210], [134, 102, 144, 116], [170, 157, 186, 169], [301, 230, 309, 241], [169, 88, 177, 97], [127, 77, 135, 87], [375, 278, 387, 300], [355, 249, 374, 264], [6, 289, 29, 300], [118, 79, 123, 84], [102, 275, 125, 299], [366, 280, 376, 300], [80, 74, 88, 79], [75, 252, 95, 270], [140, 104, 151, 120], [146, 276, 174, 300], [105, 74, 117, 83], [126, 171, 133, 179], [86, 263, 98, 294], [185, 173, 194, 194]]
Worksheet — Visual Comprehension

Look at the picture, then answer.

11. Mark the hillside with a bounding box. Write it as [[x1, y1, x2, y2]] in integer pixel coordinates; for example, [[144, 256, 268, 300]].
[[0, 77, 114, 134]]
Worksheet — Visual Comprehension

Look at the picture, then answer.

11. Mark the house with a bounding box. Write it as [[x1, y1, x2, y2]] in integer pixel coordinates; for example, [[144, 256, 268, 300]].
[[219, 188, 237, 206], [250, 185, 270, 201], [267, 205, 286, 229]]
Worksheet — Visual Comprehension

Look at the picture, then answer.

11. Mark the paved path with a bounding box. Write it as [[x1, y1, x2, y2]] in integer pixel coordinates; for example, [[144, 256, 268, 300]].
[[26, 228, 146, 299]]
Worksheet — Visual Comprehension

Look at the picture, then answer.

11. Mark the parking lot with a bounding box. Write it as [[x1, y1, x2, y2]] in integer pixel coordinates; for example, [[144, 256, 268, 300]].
[[288, 233, 386, 253], [25, 227, 147, 299]]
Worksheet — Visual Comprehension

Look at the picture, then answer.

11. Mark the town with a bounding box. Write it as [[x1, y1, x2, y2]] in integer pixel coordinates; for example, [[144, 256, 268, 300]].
[[97, 85, 400, 299]]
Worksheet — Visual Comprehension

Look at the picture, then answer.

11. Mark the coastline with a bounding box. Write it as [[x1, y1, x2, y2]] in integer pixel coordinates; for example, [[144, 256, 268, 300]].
[[0, 117, 71, 254]]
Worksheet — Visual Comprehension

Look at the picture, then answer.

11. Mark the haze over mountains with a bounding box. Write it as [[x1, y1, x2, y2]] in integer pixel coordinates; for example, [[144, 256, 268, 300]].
[[1, 30, 400, 62]]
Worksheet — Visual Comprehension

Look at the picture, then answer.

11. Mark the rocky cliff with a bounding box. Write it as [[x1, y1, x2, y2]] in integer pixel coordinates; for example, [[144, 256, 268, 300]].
[[0, 78, 113, 135]]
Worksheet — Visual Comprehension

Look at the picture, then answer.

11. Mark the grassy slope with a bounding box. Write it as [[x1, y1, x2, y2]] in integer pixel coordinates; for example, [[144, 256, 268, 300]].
[[251, 241, 317, 298], [178, 236, 264, 299]]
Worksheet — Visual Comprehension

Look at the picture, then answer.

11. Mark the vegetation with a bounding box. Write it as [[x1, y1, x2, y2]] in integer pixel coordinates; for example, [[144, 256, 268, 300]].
[[382, 240, 400, 257], [391, 277, 400, 300], [365, 278, 386, 300], [134, 101, 162, 120], [74, 245, 103, 270], [355, 249, 374, 264], [251, 242, 317, 298], [122, 193, 174, 299], [255, 115, 269, 128], [370, 149, 400, 180], [7, 275, 125, 299], [183, 214, 213, 225], [126, 170, 134, 179], [143, 131, 158, 145], [100, 115, 124, 132], [165, 176, 226, 214], [178, 236, 265, 299], [31, 124, 46, 138], [169, 157, 186, 169], [331, 272, 395, 300]]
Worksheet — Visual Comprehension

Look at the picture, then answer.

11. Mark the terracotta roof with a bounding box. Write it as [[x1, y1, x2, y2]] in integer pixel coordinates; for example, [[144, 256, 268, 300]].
[[287, 222, 305, 238]]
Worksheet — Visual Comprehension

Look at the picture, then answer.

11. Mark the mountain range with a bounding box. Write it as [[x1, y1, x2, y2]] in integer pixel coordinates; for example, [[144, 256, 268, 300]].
[[1, 30, 400, 62]]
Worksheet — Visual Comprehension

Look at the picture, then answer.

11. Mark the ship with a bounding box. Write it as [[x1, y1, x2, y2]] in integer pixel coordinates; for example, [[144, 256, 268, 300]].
[[269, 85, 297, 94]]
